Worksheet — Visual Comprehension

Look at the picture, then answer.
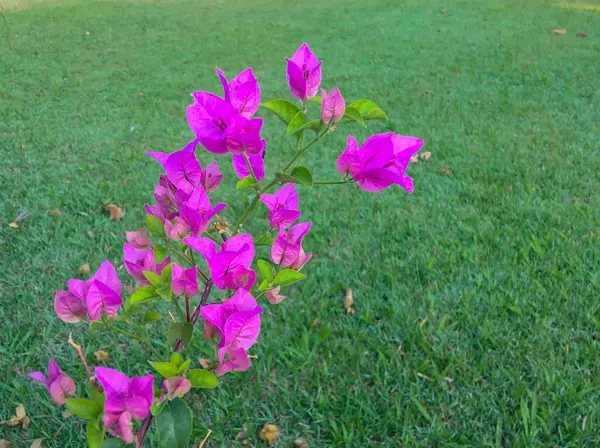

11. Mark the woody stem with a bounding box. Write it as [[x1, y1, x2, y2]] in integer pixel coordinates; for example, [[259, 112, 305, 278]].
[[68, 334, 102, 392]]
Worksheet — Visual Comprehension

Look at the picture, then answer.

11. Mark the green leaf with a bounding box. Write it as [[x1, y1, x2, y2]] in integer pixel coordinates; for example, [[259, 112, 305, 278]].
[[261, 100, 302, 125], [154, 244, 168, 263], [273, 269, 307, 287], [150, 361, 178, 378], [170, 352, 183, 368], [255, 234, 274, 247], [289, 119, 323, 136], [187, 369, 219, 388], [161, 263, 173, 283], [286, 111, 306, 135], [259, 279, 271, 291], [155, 398, 193, 448], [343, 105, 366, 127], [65, 398, 102, 421], [156, 284, 172, 302], [236, 176, 260, 190], [101, 438, 124, 448], [167, 322, 194, 347], [257, 259, 273, 282], [143, 270, 163, 288], [147, 215, 166, 238], [176, 359, 191, 376], [87, 383, 106, 408], [151, 399, 168, 416], [87, 421, 105, 448], [349, 99, 388, 120], [144, 311, 161, 322], [290, 166, 313, 187], [181, 322, 194, 346], [130, 286, 160, 305]]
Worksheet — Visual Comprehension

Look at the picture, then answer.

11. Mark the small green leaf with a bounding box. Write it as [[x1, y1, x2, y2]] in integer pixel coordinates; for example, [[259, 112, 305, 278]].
[[130, 286, 160, 305], [289, 119, 323, 136], [273, 269, 307, 287], [65, 398, 102, 421], [290, 166, 313, 187], [167, 322, 183, 346], [161, 263, 173, 283], [257, 259, 273, 282], [181, 322, 194, 346], [150, 361, 178, 378], [176, 359, 191, 376], [147, 215, 166, 238], [155, 398, 193, 448], [154, 244, 168, 263], [143, 270, 163, 288], [151, 399, 168, 416], [286, 111, 306, 135], [343, 105, 366, 127], [349, 99, 388, 120], [87, 384, 106, 408], [259, 279, 271, 291], [261, 100, 302, 125], [101, 438, 124, 448], [187, 369, 219, 388], [87, 421, 105, 448], [156, 284, 172, 302], [144, 311, 161, 322], [170, 353, 183, 368], [236, 176, 260, 190]]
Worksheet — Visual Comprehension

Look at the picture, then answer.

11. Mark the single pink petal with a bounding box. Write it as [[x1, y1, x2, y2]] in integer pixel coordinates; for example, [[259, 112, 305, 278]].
[[201, 303, 226, 335], [215, 67, 231, 103], [183, 237, 216, 262], [266, 286, 287, 304], [95, 367, 130, 398], [336, 135, 359, 175], [165, 151, 202, 194], [87, 260, 121, 295], [54, 290, 87, 323], [130, 374, 155, 408], [221, 234, 255, 268], [125, 229, 152, 250], [164, 216, 192, 241], [146, 151, 170, 168], [202, 162, 223, 193], [29, 372, 48, 388], [124, 396, 151, 420], [47, 359, 62, 381], [117, 411, 135, 444], [224, 288, 258, 314], [355, 168, 397, 192], [104, 398, 126, 416], [163, 377, 191, 400], [321, 87, 345, 124], [67, 278, 86, 300], [214, 348, 251, 376], [268, 209, 301, 229], [221, 309, 262, 354], [229, 68, 261, 118], [286, 58, 306, 100], [231, 150, 265, 181], [49, 378, 67, 405], [290, 249, 312, 271], [86, 280, 123, 321], [172, 264, 198, 296]]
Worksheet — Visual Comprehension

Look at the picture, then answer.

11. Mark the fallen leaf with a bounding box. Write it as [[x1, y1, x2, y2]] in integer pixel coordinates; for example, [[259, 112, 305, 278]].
[[344, 287, 355, 314], [78, 264, 91, 275], [198, 358, 211, 369], [87, 231, 95, 239], [105, 204, 124, 221], [48, 209, 61, 216], [138, 92, 144, 97], [311, 319, 319, 331], [0, 440, 12, 448], [417, 372, 433, 381], [439, 165, 452, 176], [420, 151, 432, 161], [1, 404, 29, 428], [94, 350, 110, 363], [582, 415, 588, 431], [552, 28, 566, 35], [577, 32, 588, 38], [9, 222, 18, 229], [235, 424, 251, 445], [410, 155, 419, 164], [258, 424, 280, 445], [30, 439, 43, 448], [85, 31, 90, 35], [16, 405, 25, 421], [293, 438, 309, 448], [441, 8, 447, 13]]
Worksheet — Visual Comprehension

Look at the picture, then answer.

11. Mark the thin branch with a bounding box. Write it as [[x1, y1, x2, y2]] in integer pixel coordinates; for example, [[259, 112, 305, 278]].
[[68, 334, 102, 392], [313, 179, 355, 185]]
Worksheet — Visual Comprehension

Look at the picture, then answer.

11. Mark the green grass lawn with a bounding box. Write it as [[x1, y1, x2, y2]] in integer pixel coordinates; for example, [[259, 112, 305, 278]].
[[1, 0, 600, 446]]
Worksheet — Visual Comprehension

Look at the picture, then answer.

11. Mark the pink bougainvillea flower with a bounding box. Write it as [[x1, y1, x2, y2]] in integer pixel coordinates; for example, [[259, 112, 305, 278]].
[[162, 376, 191, 400], [179, 186, 227, 236], [54, 260, 123, 323], [214, 348, 252, 376], [286, 43, 322, 101], [183, 234, 256, 290], [29, 360, 76, 405], [231, 149, 265, 181], [171, 264, 198, 296], [270, 222, 312, 269], [216, 67, 261, 118], [201, 162, 223, 193], [223, 115, 266, 156], [163, 216, 192, 241], [266, 286, 287, 304], [260, 184, 301, 229], [95, 367, 154, 445], [336, 133, 423, 193], [321, 87, 345, 124], [145, 175, 179, 221], [123, 245, 171, 285], [147, 149, 202, 195], [200, 288, 262, 372], [125, 228, 152, 250]]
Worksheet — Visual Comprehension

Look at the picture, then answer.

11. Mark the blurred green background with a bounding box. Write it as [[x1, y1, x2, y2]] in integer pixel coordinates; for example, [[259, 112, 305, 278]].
[[1, 0, 599, 446]]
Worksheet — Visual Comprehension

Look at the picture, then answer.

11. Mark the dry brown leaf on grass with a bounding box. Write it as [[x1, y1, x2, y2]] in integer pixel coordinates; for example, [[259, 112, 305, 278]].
[[105, 204, 124, 221], [552, 28, 566, 35], [439, 165, 452, 176], [420, 151, 431, 161], [198, 358, 211, 369], [0, 440, 12, 448], [259, 424, 280, 445], [293, 438, 309, 448], [1, 403, 30, 429], [311, 318, 319, 331], [48, 209, 61, 216], [344, 287, 355, 313], [410, 155, 419, 164], [78, 264, 91, 275], [30, 439, 43, 448], [8, 222, 18, 229], [577, 32, 588, 38], [94, 350, 110, 363]]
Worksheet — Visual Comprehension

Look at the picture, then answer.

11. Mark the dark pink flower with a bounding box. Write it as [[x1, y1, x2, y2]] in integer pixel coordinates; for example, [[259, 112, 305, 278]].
[[270, 222, 312, 269], [183, 234, 255, 291], [321, 87, 345, 124], [260, 184, 301, 229], [171, 264, 198, 296], [286, 43, 322, 101], [123, 245, 170, 285], [216, 67, 261, 118], [29, 360, 76, 405], [95, 367, 154, 445]]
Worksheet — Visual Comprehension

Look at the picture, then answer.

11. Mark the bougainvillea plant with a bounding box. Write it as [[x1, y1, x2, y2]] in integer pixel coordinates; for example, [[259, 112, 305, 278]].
[[30, 43, 423, 447]]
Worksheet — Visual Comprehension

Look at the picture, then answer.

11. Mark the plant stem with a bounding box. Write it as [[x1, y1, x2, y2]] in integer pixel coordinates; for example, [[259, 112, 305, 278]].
[[313, 179, 355, 185], [243, 152, 258, 182], [185, 295, 190, 321], [282, 130, 326, 172], [103, 320, 140, 340], [68, 334, 102, 392]]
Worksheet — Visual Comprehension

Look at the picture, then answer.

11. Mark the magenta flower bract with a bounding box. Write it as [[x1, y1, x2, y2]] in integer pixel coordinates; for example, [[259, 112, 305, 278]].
[[270, 222, 312, 269], [214, 348, 252, 377], [266, 286, 287, 304], [286, 43, 322, 101], [183, 234, 256, 291], [321, 87, 345, 124], [232, 149, 265, 181], [171, 264, 198, 297], [163, 376, 191, 400], [95, 367, 154, 445], [201, 161, 223, 193], [125, 228, 152, 250], [179, 186, 227, 237], [260, 184, 301, 229], [216, 67, 261, 118], [29, 360, 76, 405], [54, 260, 123, 323], [336, 133, 423, 193], [200, 288, 262, 374], [123, 245, 171, 285]]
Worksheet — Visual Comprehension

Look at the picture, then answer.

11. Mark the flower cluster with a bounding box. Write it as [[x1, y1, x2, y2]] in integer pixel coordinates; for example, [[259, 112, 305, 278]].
[[32, 43, 423, 447]]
